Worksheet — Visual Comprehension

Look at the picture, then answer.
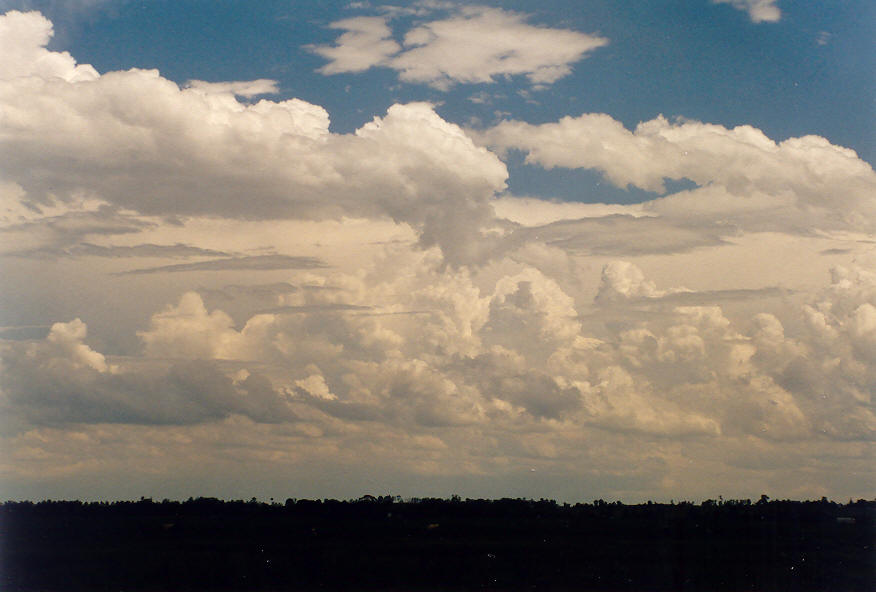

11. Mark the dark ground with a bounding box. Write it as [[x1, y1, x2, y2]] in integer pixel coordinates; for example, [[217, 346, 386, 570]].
[[1, 496, 873, 591]]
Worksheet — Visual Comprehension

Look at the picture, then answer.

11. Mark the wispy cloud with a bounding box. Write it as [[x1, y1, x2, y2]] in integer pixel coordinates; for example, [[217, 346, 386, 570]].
[[712, 0, 781, 23], [117, 254, 327, 275], [8, 242, 230, 259], [185, 79, 280, 98]]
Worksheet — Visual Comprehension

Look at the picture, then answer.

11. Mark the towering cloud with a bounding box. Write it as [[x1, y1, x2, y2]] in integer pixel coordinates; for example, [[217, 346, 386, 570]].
[[0, 11, 507, 264], [0, 7, 872, 502]]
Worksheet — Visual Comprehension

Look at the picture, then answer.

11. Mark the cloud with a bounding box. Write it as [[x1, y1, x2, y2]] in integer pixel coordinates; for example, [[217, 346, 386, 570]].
[[137, 292, 260, 361], [118, 254, 327, 275], [481, 113, 873, 202], [515, 215, 729, 256], [310, 16, 401, 74], [3, 252, 874, 502], [595, 261, 674, 303], [0, 319, 297, 428], [480, 113, 876, 237], [712, 0, 781, 23], [8, 242, 230, 259], [185, 79, 280, 98], [0, 202, 155, 256], [258, 304, 372, 314], [0, 9, 98, 81], [310, 6, 608, 89], [492, 196, 651, 227], [1, 7, 873, 501], [0, 11, 508, 264]]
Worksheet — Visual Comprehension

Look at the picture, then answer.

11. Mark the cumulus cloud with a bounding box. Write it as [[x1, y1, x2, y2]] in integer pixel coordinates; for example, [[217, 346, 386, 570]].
[[0, 11, 508, 264], [712, 0, 781, 23], [594, 261, 672, 303], [480, 113, 876, 238], [310, 5, 607, 89], [2, 8, 873, 500], [0, 318, 296, 428], [2, 251, 874, 500], [482, 114, 873, 202], [518, 215, 729, 256], [0, 9, 98, 81]]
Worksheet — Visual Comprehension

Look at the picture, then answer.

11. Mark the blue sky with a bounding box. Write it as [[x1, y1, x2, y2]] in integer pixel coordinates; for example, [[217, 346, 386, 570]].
[[0, 1, 874, 502]]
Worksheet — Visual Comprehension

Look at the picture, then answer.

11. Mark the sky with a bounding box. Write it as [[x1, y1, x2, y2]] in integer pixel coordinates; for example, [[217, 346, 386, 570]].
[[0, 0, 873, 503]]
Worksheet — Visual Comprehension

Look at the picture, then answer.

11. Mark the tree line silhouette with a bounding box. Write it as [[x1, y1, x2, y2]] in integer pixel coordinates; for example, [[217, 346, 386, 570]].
[[2, 496, 873, 591]]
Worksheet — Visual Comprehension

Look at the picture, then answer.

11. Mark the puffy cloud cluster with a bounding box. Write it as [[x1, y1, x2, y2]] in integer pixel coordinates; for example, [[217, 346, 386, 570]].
[[1, 8, 873, 500], [5, 251, 872, 449], [311, 5, 607, 89], [0, 319, 297, 428], [712, 0, 781, 23], [0, 10, 507, 264], [481, 113, 876, 239], [594, 261, 673, 303], [0, 9, 98, 81], [2, 244, 874, 500]]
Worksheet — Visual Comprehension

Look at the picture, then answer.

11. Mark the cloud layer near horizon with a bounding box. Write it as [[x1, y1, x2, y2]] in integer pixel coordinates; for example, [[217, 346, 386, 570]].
[[0, 9, 873, 502]]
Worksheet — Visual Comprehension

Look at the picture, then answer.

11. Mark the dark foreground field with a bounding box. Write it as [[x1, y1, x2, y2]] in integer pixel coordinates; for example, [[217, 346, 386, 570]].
[[1, 497, 873, 591]]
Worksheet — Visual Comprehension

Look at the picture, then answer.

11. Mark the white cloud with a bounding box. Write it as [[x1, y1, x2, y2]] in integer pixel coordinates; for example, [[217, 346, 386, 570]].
[[0, 11, 508, 264], [185, 79, 280, 98], [492, 196, 651, 227], [0, 10, 97, 81], [480, 113, 876, 237], [2, 252, 875, 497], [594, 261, 672, 303], [310, 6, 608, 89], [310, 16, 401, 74], [0, 318, 296, 428], [44, 318, 109, 372], [138, 292, 250, 360], [712, 0, 781, 23], [1, 9, 873, 501]]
